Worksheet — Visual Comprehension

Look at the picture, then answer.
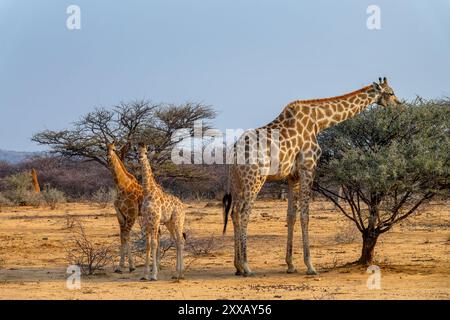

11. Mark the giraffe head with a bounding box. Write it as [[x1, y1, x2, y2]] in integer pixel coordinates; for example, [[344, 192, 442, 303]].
[[107, 141, 116, 152], [137, 143, 148, 161], [106, 141, 117, 160], [372, 77, 401, 107]]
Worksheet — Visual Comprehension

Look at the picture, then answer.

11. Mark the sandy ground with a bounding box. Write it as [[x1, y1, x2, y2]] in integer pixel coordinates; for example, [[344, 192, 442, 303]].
[[0, 200, 448, 300]]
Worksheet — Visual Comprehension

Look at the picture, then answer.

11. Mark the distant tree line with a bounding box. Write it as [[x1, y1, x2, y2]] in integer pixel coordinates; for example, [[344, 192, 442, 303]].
[[1, 98, 447, 211]]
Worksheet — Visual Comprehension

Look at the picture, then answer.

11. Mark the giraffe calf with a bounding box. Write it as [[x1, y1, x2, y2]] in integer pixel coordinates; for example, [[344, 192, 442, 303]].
[[138, 145, 186, 281]]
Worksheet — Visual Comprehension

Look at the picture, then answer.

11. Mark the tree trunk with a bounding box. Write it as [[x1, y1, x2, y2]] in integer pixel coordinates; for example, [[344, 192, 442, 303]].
[[358, 231, 379, 265]]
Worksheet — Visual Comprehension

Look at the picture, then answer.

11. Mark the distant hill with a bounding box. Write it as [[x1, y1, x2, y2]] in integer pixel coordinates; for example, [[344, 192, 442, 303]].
[[0, 149, 41, 164]]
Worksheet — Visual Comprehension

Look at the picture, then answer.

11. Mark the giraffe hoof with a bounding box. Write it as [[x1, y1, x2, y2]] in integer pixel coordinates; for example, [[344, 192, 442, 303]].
[[150, 277, 157, 281], [306, 269, 318, 275], [243, 271, 256, 277], [287, 268, 298, 274], [140, 277, 149, 281], [235, 270, 244, 276], [172, 275, 185, 280], [114, 269, 123, 274], [129, 267, 136, 273]]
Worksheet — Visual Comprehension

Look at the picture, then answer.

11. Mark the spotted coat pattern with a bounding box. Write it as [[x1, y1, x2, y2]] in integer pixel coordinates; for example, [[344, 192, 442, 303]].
[[107, 143, 144, 273], [225, 78, 401, 276], [138, 145, 186, 281]]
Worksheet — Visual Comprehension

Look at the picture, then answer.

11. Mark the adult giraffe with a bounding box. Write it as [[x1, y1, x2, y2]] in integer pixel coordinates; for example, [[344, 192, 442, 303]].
[[223, 77, 401, 276]]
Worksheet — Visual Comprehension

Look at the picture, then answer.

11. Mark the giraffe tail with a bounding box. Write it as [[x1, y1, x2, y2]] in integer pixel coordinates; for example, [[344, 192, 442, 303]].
[[222, 193, 232, 235]]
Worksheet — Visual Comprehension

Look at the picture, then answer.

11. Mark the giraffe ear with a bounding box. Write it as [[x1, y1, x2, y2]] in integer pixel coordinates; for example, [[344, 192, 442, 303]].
[[372, 82, 382, 91]]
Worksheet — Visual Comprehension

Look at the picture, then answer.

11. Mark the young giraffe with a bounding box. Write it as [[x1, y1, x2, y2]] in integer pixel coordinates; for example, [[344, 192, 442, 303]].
[[107, 142, 144, 273], [223, 77, 401, 276], [138, 144, 186, 281]]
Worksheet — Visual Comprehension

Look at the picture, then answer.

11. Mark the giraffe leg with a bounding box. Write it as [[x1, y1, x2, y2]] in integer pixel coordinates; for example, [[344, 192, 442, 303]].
[[149, 225, 159, 281], [174, 225, 185, 280], [114, 208, 126, 273], [156, 227, 162, 270], [240, 201, 254, 277], [123, 229, 135, 273], [231, 206, 244, 275], [300, 170, 317, 275], [141, 228, 151, 281], [126, 210, 138, 272], [166, 223, 184, 280], [286, 178, 300, 273], [114, 227, 126, 273]]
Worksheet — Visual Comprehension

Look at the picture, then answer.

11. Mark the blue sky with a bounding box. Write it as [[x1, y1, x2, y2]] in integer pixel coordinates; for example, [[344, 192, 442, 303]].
[[0, 0, 449, 151]]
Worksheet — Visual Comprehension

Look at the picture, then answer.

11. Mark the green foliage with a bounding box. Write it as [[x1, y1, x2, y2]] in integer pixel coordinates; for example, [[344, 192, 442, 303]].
[[41, 188, 66, 210], [0, 193, 12, 209], [4, 172, 33, 191], [316, 98, 449, 233], [3, 172, 43, 207], [2, 172, 67, 209], [91, 187, 116, 208]]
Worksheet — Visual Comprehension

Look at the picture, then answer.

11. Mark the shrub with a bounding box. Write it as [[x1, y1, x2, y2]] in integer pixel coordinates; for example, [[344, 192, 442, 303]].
[[334, 222, 358, 244], [92, 187, 116, 208], [65, 223, 114, 275], [132, 228, 174, 265], [0, 193, 12, 210], [8, 190, 43, 207], [185, 234, 222, 257], [4, 172, 32, 191], [41, 187, 66, 210], [316, 99, 450, 264], [2, 172, 43, 206], [63, 214, 80, 230]]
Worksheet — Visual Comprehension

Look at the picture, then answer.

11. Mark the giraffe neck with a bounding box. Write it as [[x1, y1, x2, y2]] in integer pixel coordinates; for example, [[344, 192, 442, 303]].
[[108, 151, 136, 191], [139, 154, 159, 196], [314, 85, 379, 131]]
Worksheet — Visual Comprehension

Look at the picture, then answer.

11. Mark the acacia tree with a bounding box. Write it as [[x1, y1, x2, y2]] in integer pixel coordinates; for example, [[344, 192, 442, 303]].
[[32, 100, 216, 171], [315, 99, 449, 265]]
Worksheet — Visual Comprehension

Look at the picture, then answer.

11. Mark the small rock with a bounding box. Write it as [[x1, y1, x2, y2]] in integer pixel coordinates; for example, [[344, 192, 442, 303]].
[[42, 237, 48, 240]]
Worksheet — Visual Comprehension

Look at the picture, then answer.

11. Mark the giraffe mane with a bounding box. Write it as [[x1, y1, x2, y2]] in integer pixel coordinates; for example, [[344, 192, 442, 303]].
[[289, 85, 373, 106]]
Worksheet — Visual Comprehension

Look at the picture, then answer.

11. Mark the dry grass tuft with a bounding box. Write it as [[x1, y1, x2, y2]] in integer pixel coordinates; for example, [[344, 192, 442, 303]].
[[334, 222, 359, 244], [65, 223, 115, 275]]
